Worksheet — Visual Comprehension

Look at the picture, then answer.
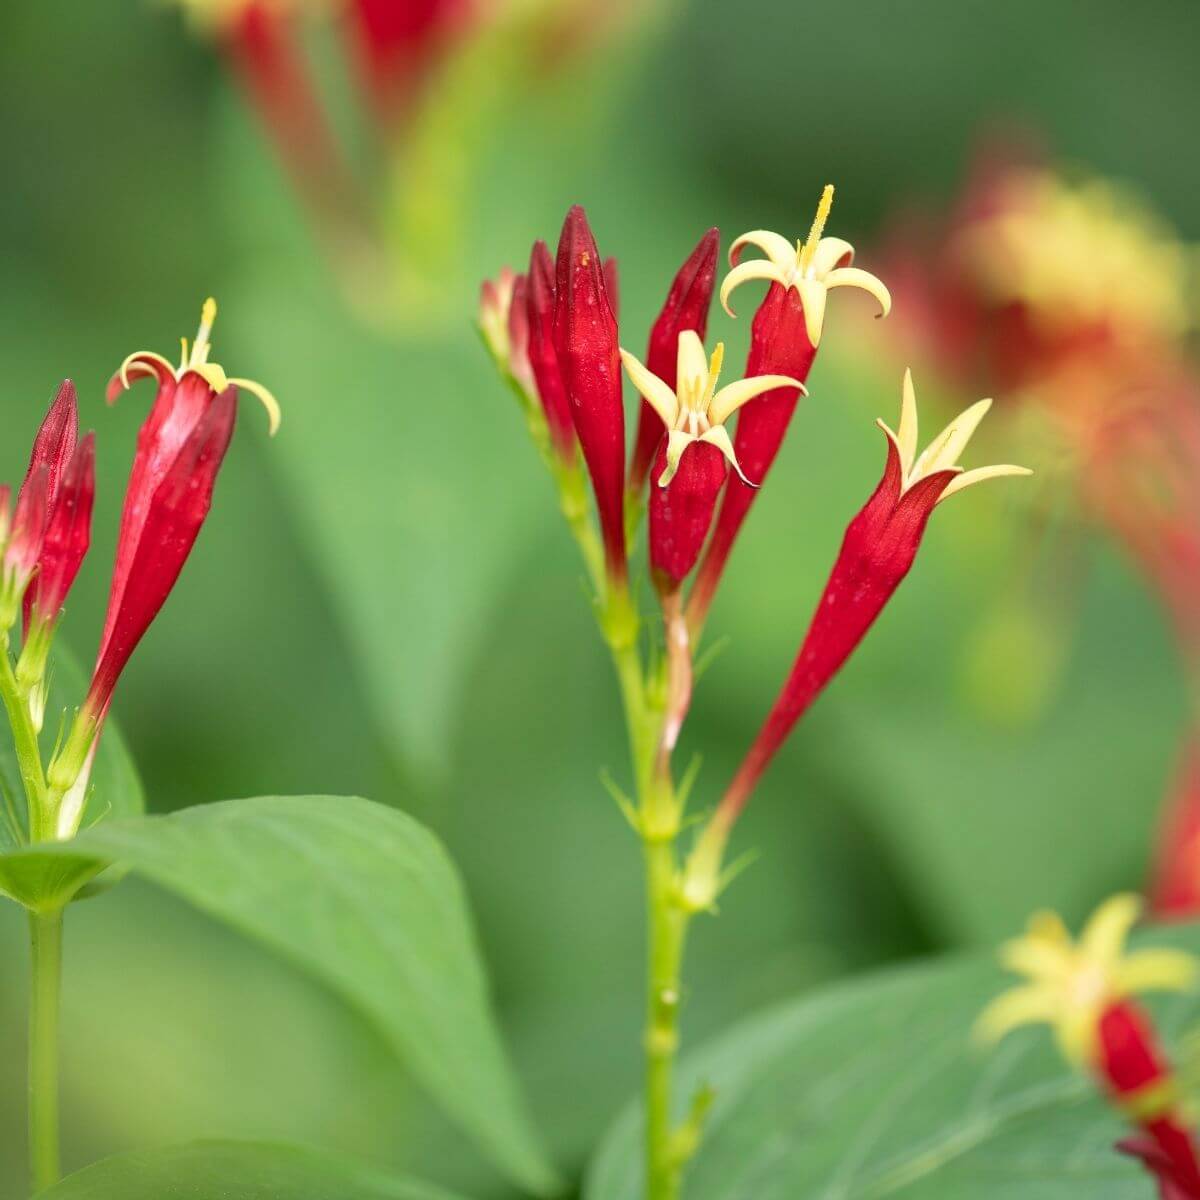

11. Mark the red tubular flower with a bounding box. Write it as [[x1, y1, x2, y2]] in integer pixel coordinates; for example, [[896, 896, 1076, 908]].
[[553, 206, 626, 582], [2, 467, 49, 608], [717, 373, 1027, 822], [88, 391, 238, 718], [629, 228, 720, 493], [346, 0, 472, 123], [688, 187, 891, 632], [27, 434, 95, 629], [1120, 1136, 1200, 1199], [648, 443, 727, 588], [603, 257, 620, 321], [525, 240, 576, 462], [1098, 1003, 1200, 1195]]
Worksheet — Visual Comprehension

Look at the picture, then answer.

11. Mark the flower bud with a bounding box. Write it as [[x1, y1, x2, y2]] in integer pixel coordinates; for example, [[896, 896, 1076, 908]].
[[525, 240, 576, 461], [553, 205, 626, 582], [649, 441, 726, 590], [26, 433, 95, 630]]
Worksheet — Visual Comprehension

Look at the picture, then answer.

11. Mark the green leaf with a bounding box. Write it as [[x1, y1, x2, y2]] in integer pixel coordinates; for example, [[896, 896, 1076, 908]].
[[35, 1139, 469, 1199], [586, 925, 1200, 1199], [38, 795, 558, 1195], [0, 640, 144, 909]]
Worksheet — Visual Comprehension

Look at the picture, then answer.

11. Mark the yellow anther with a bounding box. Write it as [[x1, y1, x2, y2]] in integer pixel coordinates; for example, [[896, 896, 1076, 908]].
[[798, 184, 835, 271], [703, 342, 725, 406]]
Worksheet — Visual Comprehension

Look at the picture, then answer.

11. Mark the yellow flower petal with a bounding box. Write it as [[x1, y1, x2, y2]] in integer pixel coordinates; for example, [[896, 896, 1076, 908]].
[[708, 374, 804, 426], [728, 229, 796, 273], [720, 260, 787, 318], [938, 464, 1033, 501], [999, 934, 1073, 982], [698, 424, 755, 486], [1079, 892, 1143, 971], [824, 265, 892, 320], [795, 277, 828, 347], [896, 369, 919, 476], [676, 330, 708, 394], [658, 429, 696, 488], [915, 397, 993, 477], [1113, 948, 1199, 997], [974, 984, 1060, 1045], [620, 348, 679, 430], [808, 236, 856, 276]]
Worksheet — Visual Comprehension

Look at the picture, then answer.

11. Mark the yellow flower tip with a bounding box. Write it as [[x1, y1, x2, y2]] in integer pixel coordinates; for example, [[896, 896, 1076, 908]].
[[708, 341, 725, 382], [228, 377, 282, 436], [201, 296, 218, 328]]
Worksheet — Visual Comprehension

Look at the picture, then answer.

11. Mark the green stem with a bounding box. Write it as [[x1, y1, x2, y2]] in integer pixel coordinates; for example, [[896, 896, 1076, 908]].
[[28, 909, 63, 1194], [643, 834, 688, 1200], [0, 637, 49, 841]]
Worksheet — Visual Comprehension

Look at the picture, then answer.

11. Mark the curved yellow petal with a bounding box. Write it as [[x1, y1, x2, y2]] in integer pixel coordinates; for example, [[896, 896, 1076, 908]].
[[1027, 910, 1072, 947], [228, 377, 283, 436], [1056, 1001, 1102, 1067], [915, 397, 993, 477], [709, 374, 804, 426], [1113, 948, 1199, 997], [728, 229, 796, 272], [825, 266, 892, 320], [809, 236, 856, 276], [676, 330, 708, 394], [938, 464, 1033, 501], [720, 260, 787, 318], [1079, 892, 1142, 972], [974, 984, 1060, 1046], [698, 424, 756, 487], [658, 429, 696, 488], [116, 350, 176, 392], [620, 348, 679, 430], [999, 934, 1073, 982], [795, 277, 828, 348]]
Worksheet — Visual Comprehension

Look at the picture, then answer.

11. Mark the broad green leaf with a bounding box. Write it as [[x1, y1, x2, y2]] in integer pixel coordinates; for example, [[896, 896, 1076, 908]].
[[0, 641, 144, 910], [37, 795, 558, 1194], [35, 1139, 468, 1199], [586, 926, 1200, 1199]]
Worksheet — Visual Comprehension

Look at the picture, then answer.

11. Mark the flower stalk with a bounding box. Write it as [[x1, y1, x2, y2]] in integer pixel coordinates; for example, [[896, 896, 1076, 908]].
[[27, 908, 63, 1193]]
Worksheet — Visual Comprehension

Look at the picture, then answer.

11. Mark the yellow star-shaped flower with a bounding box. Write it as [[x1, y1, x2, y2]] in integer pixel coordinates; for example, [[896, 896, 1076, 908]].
[[720, 184, 892, 347], [620, 331, 802, 487], [878, 369, 1031, 500], [111, 298, 281, 435], [976, 893, 1198, 1065]]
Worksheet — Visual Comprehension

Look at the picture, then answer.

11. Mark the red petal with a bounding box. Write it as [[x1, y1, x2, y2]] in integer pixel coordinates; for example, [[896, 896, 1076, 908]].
[[649, 440, 726, 588], [525, 240, 576, 461], [27, 434, 94, 626]]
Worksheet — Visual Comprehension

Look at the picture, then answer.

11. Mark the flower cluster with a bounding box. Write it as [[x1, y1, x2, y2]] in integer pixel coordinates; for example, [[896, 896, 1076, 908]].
[[481, 188, 1029, 892], [0, 301, 276, 843], [979, 896, 1200, 1197]]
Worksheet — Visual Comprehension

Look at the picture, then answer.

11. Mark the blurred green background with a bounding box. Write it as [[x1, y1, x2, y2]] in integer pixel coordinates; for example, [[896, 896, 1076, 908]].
[[1, 0, 1198, 1194]]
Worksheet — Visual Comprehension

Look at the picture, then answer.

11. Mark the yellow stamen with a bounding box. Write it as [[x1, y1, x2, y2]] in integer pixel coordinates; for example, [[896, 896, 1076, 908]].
[[190, 296, 218, 367], [798, 184, 835, 271], [704, 342, 725, 406]]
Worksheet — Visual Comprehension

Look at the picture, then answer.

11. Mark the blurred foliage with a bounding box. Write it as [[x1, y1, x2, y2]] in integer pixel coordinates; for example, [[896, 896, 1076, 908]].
[[0, 0, 1198, 1196]]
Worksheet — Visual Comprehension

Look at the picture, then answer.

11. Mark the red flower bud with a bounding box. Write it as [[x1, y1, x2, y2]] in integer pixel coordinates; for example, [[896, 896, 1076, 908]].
[[89, 390, 238, 717], [629, 228, 720, 492], [27, 434, 95, 628], [3, 466, 50, 595], [649, 440, 726, 590], [553, 205, 626, 581], [21, 380, 79, 513], [525, 240, 576, 462]]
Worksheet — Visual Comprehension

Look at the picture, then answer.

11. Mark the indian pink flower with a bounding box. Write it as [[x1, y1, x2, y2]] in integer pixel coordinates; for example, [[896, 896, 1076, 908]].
[[718, 371, 1028, 820], [628, 228, 720, 493], [553, 205, 626, 582], [689, 187, 891, 629], [620, 332, 801, 590], [99, 298, 278, 695], [978, 896, 1200, 1195]]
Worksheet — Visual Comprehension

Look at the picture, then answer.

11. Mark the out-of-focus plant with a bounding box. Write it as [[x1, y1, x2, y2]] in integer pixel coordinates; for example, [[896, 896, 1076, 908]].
[[881, 150, 1200, 915], [980, 895, 1200, 1197], [481, 187, 1029, 1200], [165, 0, 656, 323]]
